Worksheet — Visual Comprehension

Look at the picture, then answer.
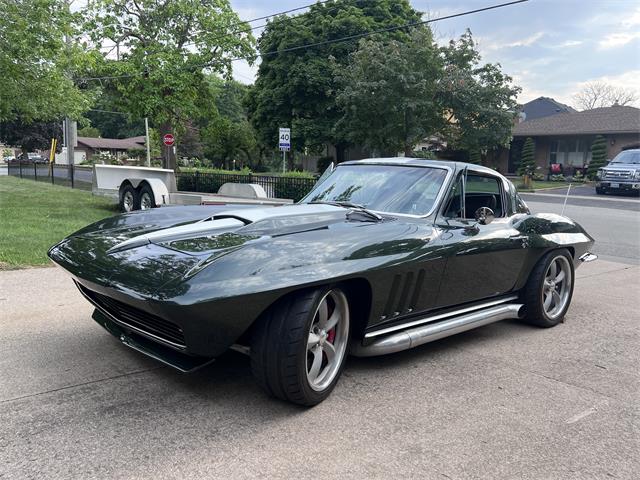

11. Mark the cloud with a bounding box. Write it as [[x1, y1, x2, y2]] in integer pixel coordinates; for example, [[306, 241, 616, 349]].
[[484, 31, 545, 51], [558, 40, 583, 48], [598, 31, 640, 49]]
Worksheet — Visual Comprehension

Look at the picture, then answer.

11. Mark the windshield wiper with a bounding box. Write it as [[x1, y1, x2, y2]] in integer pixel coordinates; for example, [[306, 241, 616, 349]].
[[310, 200, 383, 221]]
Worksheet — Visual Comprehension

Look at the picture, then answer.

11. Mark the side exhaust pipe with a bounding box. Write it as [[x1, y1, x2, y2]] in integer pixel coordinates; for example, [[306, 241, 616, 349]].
[[351, 304, 524, 357]]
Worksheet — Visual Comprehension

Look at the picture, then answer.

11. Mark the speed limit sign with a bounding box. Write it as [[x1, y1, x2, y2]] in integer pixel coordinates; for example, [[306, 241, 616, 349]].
[[278, 127, 290, 151]]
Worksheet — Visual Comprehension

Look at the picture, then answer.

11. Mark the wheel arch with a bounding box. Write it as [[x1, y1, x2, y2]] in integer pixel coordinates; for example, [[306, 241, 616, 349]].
[[238, 277, 373, 345]]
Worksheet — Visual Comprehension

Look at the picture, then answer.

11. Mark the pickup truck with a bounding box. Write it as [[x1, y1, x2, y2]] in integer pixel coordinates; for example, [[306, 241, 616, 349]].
[[596, 149, 640, 196]]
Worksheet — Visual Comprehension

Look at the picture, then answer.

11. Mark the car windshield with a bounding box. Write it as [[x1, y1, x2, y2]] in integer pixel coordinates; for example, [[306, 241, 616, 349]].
[[610, 150, 640, 164], [301, 164, 448, 216]]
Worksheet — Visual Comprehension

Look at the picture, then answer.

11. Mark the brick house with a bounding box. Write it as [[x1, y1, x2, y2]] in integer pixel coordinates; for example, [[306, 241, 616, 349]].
[[496, 105, 640, 175]]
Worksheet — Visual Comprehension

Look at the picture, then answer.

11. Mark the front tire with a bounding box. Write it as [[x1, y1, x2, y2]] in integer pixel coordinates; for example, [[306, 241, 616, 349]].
[[595, 187, 604, 195], [522, 249, 575, 327], [250, 287, 350, 406]]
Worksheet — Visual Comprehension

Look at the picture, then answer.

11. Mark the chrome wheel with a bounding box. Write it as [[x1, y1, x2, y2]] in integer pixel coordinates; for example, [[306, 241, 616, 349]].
[[123, 190, 134, 212], [140, 192, 152, 210], [542, 255, 572, 319], [306, 289, 349, 392]]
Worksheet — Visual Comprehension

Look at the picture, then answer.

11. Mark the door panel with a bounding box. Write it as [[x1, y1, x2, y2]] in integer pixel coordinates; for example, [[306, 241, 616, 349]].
[[434, 220, 528, 307]]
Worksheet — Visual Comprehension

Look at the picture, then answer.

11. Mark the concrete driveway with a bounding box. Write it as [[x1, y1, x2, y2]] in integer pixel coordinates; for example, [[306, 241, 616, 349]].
[[1, 256, 638, 479]]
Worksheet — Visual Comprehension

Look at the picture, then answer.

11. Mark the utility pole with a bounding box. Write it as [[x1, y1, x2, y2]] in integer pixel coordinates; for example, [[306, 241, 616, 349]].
[[144, 117, 151, 167], [64, 0, 76, 186]]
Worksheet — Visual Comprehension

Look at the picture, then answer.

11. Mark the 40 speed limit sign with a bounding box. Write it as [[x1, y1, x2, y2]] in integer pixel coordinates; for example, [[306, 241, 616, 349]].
[[279, 128, 290, 151]]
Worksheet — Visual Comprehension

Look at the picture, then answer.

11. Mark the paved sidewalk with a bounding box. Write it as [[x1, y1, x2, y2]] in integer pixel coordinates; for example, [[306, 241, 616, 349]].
[[1, 261, 638, 479]]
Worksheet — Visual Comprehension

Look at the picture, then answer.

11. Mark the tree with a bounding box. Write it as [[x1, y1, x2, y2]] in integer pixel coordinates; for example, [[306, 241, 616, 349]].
[[84, 0, 255, 169], [439, 30, 521, 158], [335, 28, 442, 156], [518, 137, 536, 188], [573, 82, 638, 110], [77, 126, 101, 138], [246, 0, 421, 162], [587, 135, 607, 180], [0, 119, 62, 158], [468, 149, 481, 164], [0, 0, 94, 121]]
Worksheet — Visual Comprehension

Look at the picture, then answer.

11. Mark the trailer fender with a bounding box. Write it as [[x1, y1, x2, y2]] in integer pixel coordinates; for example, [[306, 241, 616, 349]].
[[125, 178, 170, 207]]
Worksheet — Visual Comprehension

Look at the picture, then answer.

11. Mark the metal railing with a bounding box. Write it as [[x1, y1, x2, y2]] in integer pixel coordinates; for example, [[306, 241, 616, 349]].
[[175, 171, 317, 202], [6, 162, 318, 202], [7, 161, 93, 191]]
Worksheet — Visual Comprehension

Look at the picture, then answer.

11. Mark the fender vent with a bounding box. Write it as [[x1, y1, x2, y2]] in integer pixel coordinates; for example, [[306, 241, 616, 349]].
[[382, 269, 425, 319]]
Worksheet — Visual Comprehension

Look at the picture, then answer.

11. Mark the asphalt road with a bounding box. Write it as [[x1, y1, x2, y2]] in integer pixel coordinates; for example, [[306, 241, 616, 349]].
[[523, 193, 640, 264], [1, 198, 639, 479]]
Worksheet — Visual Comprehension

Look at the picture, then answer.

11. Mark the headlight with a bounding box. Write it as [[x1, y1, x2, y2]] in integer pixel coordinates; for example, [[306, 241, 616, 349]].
[[597, 169, 603, 180], [634, 170, 640, 180]]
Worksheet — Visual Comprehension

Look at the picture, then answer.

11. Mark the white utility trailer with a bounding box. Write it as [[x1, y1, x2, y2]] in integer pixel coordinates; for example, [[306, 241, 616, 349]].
[[92, 164, 293, 212]]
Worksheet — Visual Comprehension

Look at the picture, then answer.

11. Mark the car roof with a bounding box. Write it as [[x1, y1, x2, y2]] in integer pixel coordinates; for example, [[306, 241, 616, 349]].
[[340, 157, 501, 176]]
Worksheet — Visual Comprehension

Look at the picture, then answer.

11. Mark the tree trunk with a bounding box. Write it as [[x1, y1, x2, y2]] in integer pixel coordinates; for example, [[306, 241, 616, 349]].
[[404, 143, 413, 157], [159, 121, 176, 170], [335, 143, 347, 163]]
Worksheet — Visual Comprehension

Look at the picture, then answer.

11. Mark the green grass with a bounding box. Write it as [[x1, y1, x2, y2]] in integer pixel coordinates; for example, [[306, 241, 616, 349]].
[[0, 176, 118, 268]]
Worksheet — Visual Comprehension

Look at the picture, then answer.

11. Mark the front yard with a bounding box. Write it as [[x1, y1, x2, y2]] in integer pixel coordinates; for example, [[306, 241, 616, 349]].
[[0, 176, 117, 268]]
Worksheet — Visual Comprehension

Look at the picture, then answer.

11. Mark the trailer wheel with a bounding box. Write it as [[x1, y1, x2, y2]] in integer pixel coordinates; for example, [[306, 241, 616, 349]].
[[135, 184, 155, 210], [119, 184, 137, 213]]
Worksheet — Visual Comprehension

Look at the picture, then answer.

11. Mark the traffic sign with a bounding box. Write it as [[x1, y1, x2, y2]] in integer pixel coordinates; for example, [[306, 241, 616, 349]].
[[163, 133, 175, 146], [278, 127, 290, 151]]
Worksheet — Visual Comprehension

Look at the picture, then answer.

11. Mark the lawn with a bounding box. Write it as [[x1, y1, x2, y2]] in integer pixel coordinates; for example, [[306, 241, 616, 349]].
[[0, 176, 117, 268]]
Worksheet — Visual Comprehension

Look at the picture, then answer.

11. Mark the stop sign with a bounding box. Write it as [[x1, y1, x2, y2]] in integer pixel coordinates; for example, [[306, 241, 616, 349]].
[[163, 133, 175, 146]]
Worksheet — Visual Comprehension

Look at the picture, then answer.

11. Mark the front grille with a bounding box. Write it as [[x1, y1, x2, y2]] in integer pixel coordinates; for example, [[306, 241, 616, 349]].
[[603, 170, 632, 180], [77, 283, 186, 348]]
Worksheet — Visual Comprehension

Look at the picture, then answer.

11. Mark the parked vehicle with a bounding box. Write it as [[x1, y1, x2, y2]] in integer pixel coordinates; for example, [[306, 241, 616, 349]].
[[92, 164, 292, 212], [49, 159, 597, 406], [596, 149, 640, 195]]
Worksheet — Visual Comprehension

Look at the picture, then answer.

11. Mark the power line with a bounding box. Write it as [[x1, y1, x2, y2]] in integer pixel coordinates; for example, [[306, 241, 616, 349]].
[[78, 0, 528, 83]]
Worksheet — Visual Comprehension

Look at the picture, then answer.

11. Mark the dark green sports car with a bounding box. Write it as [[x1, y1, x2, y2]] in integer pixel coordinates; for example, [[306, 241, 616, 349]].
[[49, 159, 596, 406]]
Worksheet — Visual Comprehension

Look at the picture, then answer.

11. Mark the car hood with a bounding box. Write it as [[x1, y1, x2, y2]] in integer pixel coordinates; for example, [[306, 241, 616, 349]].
[[49, 204, 428, 296]]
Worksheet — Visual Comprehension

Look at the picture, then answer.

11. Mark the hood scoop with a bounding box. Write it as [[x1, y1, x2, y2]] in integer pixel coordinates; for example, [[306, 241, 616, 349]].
[[106, 203, 344, 254], [107, 218, 245, 254]]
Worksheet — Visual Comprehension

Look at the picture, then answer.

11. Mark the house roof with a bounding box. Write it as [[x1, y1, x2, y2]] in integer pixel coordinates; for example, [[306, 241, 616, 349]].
[[513, 105, 640, 137], [77, 136, 145, 150], [520, 96, 576, 121]]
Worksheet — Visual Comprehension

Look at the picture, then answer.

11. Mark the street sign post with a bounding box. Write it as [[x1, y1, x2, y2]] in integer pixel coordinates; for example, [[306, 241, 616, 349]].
[[279, 127, 290, 173], [163, 133, 175, 147]]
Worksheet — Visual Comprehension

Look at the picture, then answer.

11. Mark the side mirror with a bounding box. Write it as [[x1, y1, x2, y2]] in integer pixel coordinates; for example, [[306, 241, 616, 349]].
[[474, 207, 495, 225]]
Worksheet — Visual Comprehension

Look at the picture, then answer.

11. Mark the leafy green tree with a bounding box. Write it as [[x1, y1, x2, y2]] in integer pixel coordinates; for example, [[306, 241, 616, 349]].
[[202, 116, 255, 169], [518, 137, 536, 187], [77, 126, 101, 138], [439, 30, 520, 157], [0, 0, 94, 121], [587, 135, 607, 180], [0, 119, 62, 159], [246, 0, 421, 161], [468, 149, 481, 164], [84, 0, 255, 169], [335, 28, 442, 156]]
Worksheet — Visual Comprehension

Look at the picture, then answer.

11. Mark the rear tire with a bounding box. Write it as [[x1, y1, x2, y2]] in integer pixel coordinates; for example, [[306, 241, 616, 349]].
[[522, 249, 574, 327], [250, 287, 350, 406], [119, 184, 137, 212], [135, 184, 155, 210]]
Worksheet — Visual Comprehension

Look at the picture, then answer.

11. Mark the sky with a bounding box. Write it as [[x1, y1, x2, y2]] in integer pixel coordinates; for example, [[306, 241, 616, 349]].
[[229, 0, 640, 108]]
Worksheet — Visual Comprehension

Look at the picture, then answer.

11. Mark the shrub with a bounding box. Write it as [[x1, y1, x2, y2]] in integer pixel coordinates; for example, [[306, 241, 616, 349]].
[[587, 135, 607, 180], [517, 138, 536, 177], [550, 174, 566, 182]]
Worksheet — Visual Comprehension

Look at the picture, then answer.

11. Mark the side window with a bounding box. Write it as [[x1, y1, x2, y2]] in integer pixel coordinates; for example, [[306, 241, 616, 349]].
[[464, 174, 504, 218]]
